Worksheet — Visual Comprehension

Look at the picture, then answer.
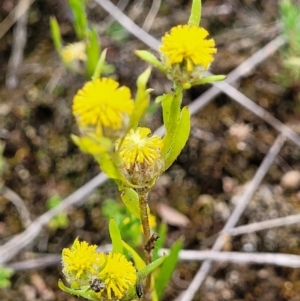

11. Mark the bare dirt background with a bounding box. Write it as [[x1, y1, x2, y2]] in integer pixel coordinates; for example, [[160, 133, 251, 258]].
[[1, 0, 300, 300]]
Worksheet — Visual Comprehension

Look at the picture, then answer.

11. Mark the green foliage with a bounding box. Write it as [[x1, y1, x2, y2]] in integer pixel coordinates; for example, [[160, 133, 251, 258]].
[[129, 68, 152, 130], [122, 240, 146, 270], [137, 256, 165, 281], [50, 0, 114, 79], [117, 186, 141, 220], [279, 0, 300, 84], [86, 26, 101, 78], [102, 199, 142, 247], [109, 218, 123, 254], [68, 0, 88, 40], [0, 266, 14, 288], [155, 239, 182, 299], [161, 87, 191, 171], [58, 279, 99, 301], [46, 195, 69, 230], [49, 17, 63, 53], [188, 0, 202, 27]]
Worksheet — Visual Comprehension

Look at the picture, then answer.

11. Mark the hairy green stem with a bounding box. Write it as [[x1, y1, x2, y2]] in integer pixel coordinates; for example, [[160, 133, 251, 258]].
[[138, 188, 151, 301]]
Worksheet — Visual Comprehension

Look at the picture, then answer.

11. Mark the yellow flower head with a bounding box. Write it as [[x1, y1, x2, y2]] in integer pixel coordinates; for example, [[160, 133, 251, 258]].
[[62, 238, 102, 281], [159, 25, 216, 71], [159, 25, 217, 87], [117, 127, 164, 186], [118, 127, 163, 168], [73, 78, 134, 139], [61, 41, 87, 63], [98, 252, 137, 300]]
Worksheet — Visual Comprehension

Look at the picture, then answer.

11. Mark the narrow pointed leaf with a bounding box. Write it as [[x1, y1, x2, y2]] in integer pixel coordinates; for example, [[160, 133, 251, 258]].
[[109, 218, 123, 254], [86, 27, 100, 79], [161, 87, 183, 158], [159, 93, 173, 129], [192, 74, 226, 86], [129, 68, 152, 130], [49, 17, 63, 53], [137, 256, 165, 280], [69, 0, 88, 39], [135, 50, 166, 74], [155, 239, 182, 299], [92, 48, 107, 80], [164, 106, 190, 170], [188, 0, 202, 27], [122, 240, 146, 270]]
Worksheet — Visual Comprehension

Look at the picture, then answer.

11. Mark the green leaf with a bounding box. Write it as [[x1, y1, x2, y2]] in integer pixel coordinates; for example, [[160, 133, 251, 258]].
[[155, 239, 182, 299], [161, 87, 183, 159], [192, 74, 226, 86], [86, 27, 100, 79], [159, 93, 173, 130], [164, 106, 190, 170], [58, 280, 99, 301], [92, 48, 107, 80], [69, 0, 88, 40], [49, 17, 63, 53], [188, 0, 202, 27], [71, 134, 112, 155], [96, 153, 135, 187], [129, 68, 152, 130], [135, 50, 166, 74], [0, 265, 13, 288], [118, 186, 141, 219], [122, 240, 146, 271], [137, 256, 165, 281], [109, 218, 123, 254]]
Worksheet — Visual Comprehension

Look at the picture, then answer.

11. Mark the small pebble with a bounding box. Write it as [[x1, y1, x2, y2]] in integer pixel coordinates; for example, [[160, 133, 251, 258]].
[[280, 170, 300, 190]]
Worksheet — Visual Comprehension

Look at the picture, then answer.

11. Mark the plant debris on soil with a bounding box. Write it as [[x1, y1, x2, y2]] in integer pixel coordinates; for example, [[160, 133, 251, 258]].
[[1, 0, 300, 300]]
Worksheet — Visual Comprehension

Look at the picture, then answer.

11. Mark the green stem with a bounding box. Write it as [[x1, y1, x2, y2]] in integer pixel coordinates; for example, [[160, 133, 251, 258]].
[[188, 0, 202, 27], [138, 188, 151, 301]]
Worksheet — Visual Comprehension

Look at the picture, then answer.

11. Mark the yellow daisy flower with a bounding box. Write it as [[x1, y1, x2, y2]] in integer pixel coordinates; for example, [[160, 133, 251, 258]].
[[98, 252, 137, 300], [61, 41, 87, 63], [118, 127, 163, 169], [73, 78, 134, 138], [117, 127, 164, 186], [159, 24, 217, 71], [62, 238, 101, 280]]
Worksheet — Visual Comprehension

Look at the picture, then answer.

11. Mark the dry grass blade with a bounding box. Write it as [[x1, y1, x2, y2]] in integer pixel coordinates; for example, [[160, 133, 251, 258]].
[[6, 0, 28, 89], [0, 0, 35, 40], [160, 249, 300, 268], [142, 0, 161, 32], [2, 186, 32, 228], [228, 213, 300, 236]]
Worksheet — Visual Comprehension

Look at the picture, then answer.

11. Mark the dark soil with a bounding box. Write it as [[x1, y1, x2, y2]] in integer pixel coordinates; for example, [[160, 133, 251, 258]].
[[1, 0, 300, 300]]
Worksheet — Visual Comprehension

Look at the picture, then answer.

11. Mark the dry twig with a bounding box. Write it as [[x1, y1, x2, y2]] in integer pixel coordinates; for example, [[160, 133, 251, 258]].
[[6, 0, 29, 89], [2, 186, 32, 228]]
